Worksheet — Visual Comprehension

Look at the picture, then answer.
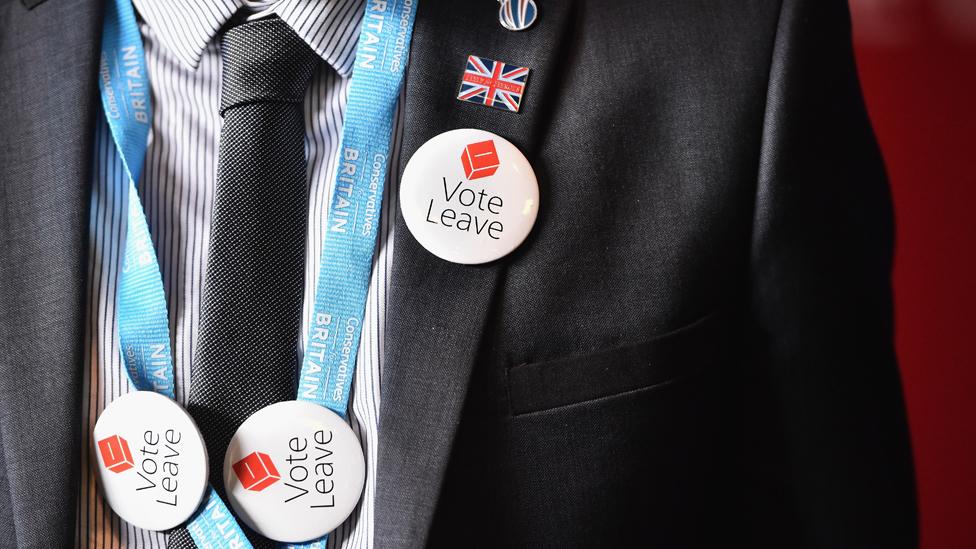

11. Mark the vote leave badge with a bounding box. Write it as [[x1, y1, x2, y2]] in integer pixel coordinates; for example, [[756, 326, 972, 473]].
[[400, 128, 540, 264], [223, 400, 365, 543], [92, 391, 208, 531]]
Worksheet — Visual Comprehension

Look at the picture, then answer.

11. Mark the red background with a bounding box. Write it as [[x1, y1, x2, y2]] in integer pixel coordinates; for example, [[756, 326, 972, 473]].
[[851, 1, 976, 547]]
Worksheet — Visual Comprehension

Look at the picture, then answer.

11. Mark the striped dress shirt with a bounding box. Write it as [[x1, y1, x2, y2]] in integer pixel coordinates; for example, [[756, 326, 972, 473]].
[[76, 0, 402, 547]]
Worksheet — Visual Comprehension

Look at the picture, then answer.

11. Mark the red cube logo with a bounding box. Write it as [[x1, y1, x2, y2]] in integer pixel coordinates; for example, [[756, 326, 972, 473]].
[[233, 451, 281, 492], [98, 434, 135, 473], [461, 140, 500, 180]]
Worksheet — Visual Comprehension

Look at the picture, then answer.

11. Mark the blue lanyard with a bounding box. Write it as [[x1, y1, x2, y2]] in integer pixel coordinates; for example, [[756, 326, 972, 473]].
[[100, 0, 417, 544], [289, 0, 417, 547], [98, 0, 251, 545], [100, 0, 172, 400], [298, 0, 417, 418]]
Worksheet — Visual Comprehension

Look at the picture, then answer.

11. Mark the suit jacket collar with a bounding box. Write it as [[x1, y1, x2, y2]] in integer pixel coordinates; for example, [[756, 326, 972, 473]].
[[0, 0, 103, 545], [375, 1, 576, 546]]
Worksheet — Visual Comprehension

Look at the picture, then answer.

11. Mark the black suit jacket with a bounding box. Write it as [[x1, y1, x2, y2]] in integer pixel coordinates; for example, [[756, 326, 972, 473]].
[[0, 0, 917, 547]]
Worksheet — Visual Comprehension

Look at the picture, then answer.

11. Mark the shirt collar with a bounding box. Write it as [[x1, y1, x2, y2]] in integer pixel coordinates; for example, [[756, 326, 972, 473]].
[[132, 0, 364, 77]]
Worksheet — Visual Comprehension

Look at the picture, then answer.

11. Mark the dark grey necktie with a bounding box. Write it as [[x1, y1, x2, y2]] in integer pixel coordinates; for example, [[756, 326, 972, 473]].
[[167, 16, 318, 549]]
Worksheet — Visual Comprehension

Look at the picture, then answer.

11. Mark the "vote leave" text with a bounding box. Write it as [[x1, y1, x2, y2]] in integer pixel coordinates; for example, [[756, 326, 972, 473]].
[[283, 429, 337, 509], [425, 178, 504, 239], [135, 429, 182, 507]]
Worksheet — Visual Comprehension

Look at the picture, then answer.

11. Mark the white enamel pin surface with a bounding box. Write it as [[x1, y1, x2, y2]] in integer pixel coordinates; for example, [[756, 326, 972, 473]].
[[400, 128, 539, 264], [223, 400, 365, 543], [93, 391, 209, 532]]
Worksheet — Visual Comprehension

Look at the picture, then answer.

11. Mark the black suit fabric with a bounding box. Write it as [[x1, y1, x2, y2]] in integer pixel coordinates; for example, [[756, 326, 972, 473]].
[[0, 0, 916, 547], [400, 0, 916, 547]]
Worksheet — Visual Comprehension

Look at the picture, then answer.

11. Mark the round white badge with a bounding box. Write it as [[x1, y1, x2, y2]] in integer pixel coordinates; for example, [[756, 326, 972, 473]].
[[400, 128, 540, 264], [92, 391, 209, 532], [223, 400, 366, 543]]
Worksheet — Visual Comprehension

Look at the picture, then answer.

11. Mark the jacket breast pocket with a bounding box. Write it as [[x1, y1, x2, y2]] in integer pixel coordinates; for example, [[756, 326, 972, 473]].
[[506, 311, 728, 416]]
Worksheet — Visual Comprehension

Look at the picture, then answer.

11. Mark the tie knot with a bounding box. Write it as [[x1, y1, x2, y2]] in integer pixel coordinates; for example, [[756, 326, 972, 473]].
[[219, 16, 319, 116]]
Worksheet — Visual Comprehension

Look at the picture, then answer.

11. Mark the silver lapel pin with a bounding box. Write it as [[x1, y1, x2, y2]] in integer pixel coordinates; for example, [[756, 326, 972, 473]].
[[498, 0, 538, 31]]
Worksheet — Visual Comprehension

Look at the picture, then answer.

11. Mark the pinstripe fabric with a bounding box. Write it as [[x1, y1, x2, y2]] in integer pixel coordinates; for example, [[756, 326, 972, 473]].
[[76, 1, 400, 547]]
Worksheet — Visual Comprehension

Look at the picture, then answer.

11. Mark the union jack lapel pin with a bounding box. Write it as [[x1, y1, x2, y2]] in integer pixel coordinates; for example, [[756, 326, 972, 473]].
[[457, 55, 530, 113]]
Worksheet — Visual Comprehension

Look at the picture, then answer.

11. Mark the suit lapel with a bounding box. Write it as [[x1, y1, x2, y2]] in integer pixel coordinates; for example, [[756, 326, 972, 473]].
[[376, 1, 576, 546], [0, 0, 102, 544]]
